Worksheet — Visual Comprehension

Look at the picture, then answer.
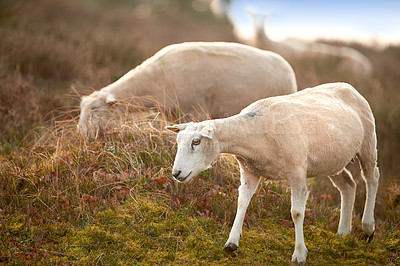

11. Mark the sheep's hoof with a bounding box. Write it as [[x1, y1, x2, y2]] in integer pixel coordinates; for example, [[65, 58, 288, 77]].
[[367, 231, 375, 243], [291, 258, 306, 265], [223, 243, 238, 252]]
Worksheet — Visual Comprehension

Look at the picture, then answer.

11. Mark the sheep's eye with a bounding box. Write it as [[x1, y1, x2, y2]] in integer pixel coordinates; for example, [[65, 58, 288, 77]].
[[191, 138, 201, 147]]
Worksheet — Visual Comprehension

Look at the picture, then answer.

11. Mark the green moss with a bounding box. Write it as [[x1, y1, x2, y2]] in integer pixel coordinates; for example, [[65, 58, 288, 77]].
[[386, 231, 400, 251], [7, 215, 26, 235], [52, 192, 391, 264]]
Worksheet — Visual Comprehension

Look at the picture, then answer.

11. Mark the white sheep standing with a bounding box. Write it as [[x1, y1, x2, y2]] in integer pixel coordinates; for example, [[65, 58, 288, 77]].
[[166, 82, 379, 264], [78, 42, 297, 136]]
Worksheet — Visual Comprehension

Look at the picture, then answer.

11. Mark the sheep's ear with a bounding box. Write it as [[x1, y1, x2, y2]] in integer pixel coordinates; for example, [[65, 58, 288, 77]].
[[165, 123, 190, 133], [165, 125, 181, 133], [200, 125, 214, 139], [105, 94, 116, 104]]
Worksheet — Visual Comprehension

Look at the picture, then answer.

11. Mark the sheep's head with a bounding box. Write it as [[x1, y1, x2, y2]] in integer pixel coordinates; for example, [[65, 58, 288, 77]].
[[77, 91, 116, 136], [166, 122, 220, 183]]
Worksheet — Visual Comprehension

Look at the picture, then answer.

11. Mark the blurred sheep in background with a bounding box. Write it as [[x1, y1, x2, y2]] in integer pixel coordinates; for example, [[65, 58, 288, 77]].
[[246, 10, 373, 77], [208, 2, 373, 78]]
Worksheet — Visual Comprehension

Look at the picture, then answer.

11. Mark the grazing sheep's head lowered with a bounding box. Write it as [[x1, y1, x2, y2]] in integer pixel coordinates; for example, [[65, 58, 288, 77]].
[[166, 122, 220, 183], [78, 91, 116, 136]]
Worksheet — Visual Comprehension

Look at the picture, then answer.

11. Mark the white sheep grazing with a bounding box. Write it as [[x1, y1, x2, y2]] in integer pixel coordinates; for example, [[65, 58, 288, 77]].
[[166, 82, 379, 264], [78, 42, 297, 136]]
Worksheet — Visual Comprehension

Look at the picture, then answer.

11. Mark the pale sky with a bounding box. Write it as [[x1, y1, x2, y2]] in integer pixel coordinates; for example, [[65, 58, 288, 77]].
[[228, 0, 400, 47]]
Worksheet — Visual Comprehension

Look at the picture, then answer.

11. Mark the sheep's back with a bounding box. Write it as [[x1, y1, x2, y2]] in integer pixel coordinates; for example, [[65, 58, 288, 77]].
[[142, 42, 297, 118], [240, 82, 372, 178]]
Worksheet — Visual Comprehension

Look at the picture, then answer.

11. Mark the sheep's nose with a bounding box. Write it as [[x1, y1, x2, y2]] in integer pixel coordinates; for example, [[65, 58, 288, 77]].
[[172, 170, 181, 178]]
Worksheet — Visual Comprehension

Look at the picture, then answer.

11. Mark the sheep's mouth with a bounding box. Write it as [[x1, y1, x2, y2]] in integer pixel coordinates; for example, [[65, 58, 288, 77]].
[[175, 171, 192, 182]]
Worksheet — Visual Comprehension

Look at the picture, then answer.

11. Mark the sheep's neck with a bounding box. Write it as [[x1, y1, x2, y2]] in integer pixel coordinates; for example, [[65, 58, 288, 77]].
[[101, 66, 159, 99], [254, 25, 271, 48], [212, 116, 255, 159], [211, 116, 281, 179]]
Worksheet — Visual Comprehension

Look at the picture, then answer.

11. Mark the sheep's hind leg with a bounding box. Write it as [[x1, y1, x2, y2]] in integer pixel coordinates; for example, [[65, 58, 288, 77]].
[[357, 131, 380, 240], [223, 163, 260, 252], [290, 173, 309, 265], [329, 168, 356, 236], [360, 163, 379, 240]]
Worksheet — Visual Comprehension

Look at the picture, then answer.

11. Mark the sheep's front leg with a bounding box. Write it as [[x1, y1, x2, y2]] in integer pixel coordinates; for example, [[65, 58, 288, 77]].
[[223, 166, 260, 251], [290, 175, 309, 265]]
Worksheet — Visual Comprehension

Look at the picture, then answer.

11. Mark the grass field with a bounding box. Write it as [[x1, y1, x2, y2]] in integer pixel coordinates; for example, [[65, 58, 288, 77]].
[[0, 0, 399, 264]]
